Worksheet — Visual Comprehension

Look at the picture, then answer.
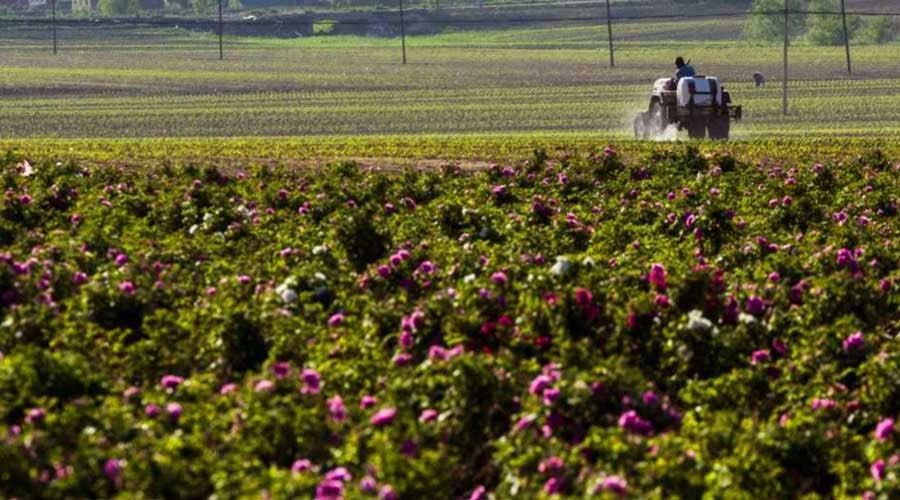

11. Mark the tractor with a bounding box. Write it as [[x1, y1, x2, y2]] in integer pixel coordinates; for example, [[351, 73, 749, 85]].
[[633, 76, 742, 140]]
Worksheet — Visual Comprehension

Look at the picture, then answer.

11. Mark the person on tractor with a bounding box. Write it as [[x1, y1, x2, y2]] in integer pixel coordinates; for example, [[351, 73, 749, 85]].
[[674, 56, 695, 82]]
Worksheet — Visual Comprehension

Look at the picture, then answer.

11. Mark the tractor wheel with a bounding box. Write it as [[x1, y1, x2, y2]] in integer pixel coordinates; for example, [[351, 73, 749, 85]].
[[648, 101, 665, 137], [708, 115, 730, 140], [633, 112, 649, 139], [687, 119, 707, 139]]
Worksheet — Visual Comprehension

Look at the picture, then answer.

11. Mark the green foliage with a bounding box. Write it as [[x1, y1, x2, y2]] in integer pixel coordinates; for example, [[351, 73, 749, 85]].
[[163, 0, 190, 10], [805, 0, 861, 46], [745, 0, 808, 42], [98, 0, 139, 16], [192, 0, 215, 15], [314, 20, 337, 35], [860, 16, 897, 44]]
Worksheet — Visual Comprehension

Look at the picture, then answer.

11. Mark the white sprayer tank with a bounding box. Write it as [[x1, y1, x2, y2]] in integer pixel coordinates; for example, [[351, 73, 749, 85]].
[[677, 77, 723, 107]]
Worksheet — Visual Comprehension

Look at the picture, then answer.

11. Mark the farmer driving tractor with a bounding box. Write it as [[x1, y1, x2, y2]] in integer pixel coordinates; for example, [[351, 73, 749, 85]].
[[674, 56, 695, 81], [632, 56, 742, 140]]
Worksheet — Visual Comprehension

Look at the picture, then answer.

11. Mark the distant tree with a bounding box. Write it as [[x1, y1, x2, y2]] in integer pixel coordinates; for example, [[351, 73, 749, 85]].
[[805, 0, 860, 46], [164, 0, 190, 10], [193, 0, 215, 15], [860, 16, 897, 44], [98, 0, 139, 15], [744, 0, 808, 43], [72, 0, 93, 14]]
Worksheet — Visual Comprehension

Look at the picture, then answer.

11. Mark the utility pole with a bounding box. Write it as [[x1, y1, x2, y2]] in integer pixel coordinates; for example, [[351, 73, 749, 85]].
[[840, 0, 852, 75], [782, 0, 789, 116], [51, 0, 57, 55], [399, 0, 407, 64], [218, 0, 223, 60], [605, 0, 614, 67]]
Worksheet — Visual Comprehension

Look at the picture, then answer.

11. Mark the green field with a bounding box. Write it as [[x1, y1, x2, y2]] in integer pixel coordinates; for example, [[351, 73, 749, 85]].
[[1, 19, 900, 140]]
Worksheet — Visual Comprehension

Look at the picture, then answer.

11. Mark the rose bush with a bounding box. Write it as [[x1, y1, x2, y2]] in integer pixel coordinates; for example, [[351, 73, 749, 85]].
[[0, 145, 899, 498]]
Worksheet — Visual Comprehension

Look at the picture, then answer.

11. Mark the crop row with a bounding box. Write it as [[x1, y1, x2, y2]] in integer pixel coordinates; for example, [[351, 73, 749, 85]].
[[2, 82, 900, 138], [3, 136, 900, 165]]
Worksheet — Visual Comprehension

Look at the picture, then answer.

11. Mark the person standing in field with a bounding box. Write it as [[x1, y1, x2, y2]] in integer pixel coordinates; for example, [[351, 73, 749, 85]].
[[674, 56, 696, 81]]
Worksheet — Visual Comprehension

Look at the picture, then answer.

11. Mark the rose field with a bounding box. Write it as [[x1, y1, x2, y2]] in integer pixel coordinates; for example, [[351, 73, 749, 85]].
[[1, 141, 899, 498]]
